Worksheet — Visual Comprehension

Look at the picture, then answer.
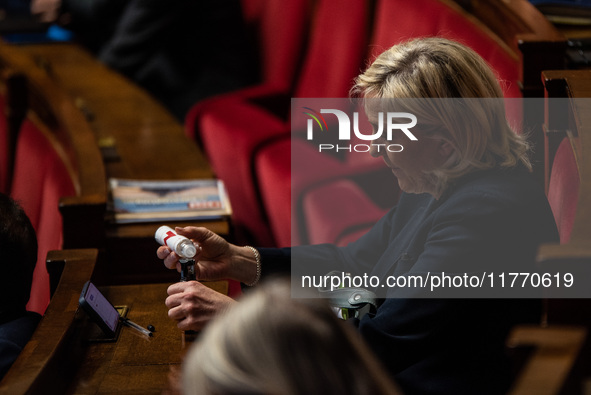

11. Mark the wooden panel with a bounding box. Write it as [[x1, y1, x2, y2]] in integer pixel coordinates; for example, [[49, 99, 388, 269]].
[[509, 69, 591, 395], [0, 40, 108, 252], [459, 0, 567, 182], [541, 70, 591, 250], [0, 249, 98, 395], [0, 42, 107, 197], [507, 325, 587, 395], [460, 0, 566, 97]]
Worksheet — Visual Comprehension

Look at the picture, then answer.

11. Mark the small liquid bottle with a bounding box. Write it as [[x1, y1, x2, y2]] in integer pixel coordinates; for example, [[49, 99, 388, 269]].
[[155, 226, 197, 260]]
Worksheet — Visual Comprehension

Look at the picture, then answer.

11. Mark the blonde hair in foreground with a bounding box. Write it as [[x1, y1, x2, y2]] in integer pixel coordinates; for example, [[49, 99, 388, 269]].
[[182, 279, 400, 395], [351, 37, 531, 196]]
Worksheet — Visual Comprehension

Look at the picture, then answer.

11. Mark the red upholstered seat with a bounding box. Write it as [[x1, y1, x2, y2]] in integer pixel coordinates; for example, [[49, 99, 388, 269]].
[[301, 178, 391, 246], [369, 0, 522, 99], [183, 0, 311, 245], [255, 133, 399, 247], [200, 101, 288, 245], [369, 0, 523, 127], [184, 0, 309, 143], [189, 0, 542, 248], [547, 138, 579, 244], [239, 0, 309, 93], [259, 0, 525, 247], [10, 119, 76, 315], [192, 0, 374, 246]]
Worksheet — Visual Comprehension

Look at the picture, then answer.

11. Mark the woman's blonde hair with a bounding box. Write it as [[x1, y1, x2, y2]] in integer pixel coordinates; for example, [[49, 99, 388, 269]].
[[351, 37, 531, 196], [182, 278, 400, 395]]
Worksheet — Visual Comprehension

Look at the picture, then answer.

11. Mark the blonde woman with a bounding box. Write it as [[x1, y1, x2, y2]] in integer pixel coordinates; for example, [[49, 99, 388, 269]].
[[159, 38, 558, 394]]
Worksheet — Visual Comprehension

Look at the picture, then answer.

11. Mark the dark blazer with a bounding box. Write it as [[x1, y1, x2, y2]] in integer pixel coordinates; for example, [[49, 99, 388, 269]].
[[61, 0, 258, 120], [0, 311, 41, 380], [260, 166, 558, 395]]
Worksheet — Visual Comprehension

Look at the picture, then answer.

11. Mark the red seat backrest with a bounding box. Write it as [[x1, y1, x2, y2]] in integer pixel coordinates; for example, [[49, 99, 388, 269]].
[[240, 0, 310, 92], [10, 118, 76, 315], [293, 0, 373, 99], [547, 138, 579, 244], [369, 0, 522, 99]]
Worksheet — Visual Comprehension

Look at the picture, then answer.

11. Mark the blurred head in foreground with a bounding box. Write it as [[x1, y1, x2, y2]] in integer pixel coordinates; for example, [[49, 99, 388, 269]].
[[182, 278, 400, 395]]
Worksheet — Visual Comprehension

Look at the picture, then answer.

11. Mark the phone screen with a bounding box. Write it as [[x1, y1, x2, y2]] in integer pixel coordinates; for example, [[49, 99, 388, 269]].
[[82, 282, 120, 333]]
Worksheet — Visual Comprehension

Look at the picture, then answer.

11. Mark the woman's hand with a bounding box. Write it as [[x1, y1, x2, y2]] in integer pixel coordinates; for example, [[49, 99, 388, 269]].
[[165, 281, 235, 331], [157, 226, 233, 281], [156, 226, 259, 284]]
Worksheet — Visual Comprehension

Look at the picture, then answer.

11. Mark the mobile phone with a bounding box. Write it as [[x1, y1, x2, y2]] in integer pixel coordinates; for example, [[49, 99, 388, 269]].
[[79, 281, 121, 338]]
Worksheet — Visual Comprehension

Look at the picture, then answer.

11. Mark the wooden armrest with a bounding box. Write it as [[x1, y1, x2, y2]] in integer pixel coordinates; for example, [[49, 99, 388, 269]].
[[0, 249, 98, 395], [507, 324, 587, 395], [537, 242, 591, 264]]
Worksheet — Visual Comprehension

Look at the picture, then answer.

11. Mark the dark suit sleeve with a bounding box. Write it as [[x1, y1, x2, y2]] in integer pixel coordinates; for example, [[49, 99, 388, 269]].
[[257, 206, 398, 281], [257, 247, 291, 279], [0, 312, 41, 381]]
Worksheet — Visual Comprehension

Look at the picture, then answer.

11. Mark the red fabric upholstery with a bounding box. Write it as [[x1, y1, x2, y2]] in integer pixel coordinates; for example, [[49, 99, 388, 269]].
[[233, 0, 310, 93], [200, 102, 288, 245], [10, 119, 76, 314], [184, 0, 309, 141], [302, 179, 390, 246], [194, 0, 373, 246], [292, 0, 372, 99], [243, 0, 309, 92], [369, 0, 523, 127], [191, 0, 528, 248], [278, 0, 525, 246], [547, 138, 579, 244], [369, 0, 522, 99], [253, 138, 293, 247], [255, 137, 398, 246], [10, 121, 47, 228]]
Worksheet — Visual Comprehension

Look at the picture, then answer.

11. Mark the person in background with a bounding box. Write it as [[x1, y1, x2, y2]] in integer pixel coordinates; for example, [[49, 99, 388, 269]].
[[30, 0, 259, 121], [157, 38, 559, 394], [181, 278, 401, 395], [0, 0, 33, 18], [0, 193, 41, 380]]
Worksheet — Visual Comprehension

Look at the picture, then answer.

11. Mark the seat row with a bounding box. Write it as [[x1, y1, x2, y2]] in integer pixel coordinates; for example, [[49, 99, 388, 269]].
[[0, 45, 106, 315], [185, 0, 566, 248]]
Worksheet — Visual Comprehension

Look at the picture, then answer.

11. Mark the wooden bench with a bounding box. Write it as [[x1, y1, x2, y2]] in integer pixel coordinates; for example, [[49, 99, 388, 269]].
[[0, 249, 228, 395], [0, 42, 107, 314], [186, 0, 567, 247], [0, 40, 234, 291]]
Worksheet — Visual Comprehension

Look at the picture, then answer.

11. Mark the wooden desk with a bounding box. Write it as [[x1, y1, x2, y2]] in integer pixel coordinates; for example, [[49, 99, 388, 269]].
[[14, 43, 211, 180], [0, 41, 231, 284], [11, 42, 231, 233], [0, 249, 228, 394]]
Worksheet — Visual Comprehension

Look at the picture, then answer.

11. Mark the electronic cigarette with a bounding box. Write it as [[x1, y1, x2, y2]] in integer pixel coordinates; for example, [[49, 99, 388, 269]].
[[180, 260, 196, 282]]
